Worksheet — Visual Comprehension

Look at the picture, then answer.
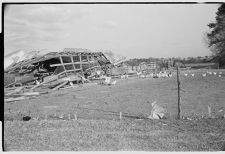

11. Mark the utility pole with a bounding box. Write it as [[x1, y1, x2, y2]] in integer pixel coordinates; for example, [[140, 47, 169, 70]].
[[176, 65, 181, 120]]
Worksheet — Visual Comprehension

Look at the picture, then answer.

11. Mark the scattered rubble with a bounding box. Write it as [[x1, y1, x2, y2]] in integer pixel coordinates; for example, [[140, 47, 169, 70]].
[[4, 48, 112, 102]]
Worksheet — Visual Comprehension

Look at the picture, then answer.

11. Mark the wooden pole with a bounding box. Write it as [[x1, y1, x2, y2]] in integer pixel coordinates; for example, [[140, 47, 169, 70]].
[[176, 66, 181, 120], [68, 114, 71, 120], [51, 81, 68, 91], [59, 56, 66, 72], [45, 113, 47, 121], [70, 56, 76, 70], [208, 106, 212, 117], [87, 55, 91, 69], [79, 54, 83, 76], [74, 113, 77, 121]]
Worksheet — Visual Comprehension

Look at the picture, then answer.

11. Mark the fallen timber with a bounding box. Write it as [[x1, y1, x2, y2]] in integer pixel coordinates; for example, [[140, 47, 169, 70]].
[[5, 87, 25, 96], [4, 96, 29, 103], [4, 48, 112, 102], [51, 81, 69, 91]]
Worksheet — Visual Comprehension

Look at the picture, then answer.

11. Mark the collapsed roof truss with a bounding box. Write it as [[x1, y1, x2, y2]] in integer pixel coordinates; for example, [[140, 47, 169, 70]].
[[5, 49, 112, 73]]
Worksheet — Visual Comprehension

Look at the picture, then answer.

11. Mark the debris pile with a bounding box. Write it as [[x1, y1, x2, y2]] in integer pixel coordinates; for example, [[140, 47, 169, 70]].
[[4, 48, 112, 102]]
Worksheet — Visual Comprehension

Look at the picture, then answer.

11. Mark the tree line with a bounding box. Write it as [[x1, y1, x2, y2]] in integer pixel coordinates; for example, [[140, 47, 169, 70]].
[[124, 56, 213, 67], [206, 3, 225, 68]]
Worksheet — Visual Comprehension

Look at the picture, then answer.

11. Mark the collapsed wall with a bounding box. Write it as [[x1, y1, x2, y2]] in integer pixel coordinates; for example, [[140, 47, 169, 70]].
[[4, 48, 112, 87]]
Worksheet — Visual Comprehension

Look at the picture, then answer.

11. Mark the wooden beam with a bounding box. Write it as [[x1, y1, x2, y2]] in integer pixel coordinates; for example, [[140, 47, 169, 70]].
[[79, 54, 83, 76], [70, 56, 76, 70], [51, 81, 68, 91], [85, 66, 101, 71], [59, 56, 66, 71], [5, 96, 28, 103], [30, 70, 76, 90], [5, 87, 24, 95], [6, 92, 40, 97], [87, 55, 91, 69], [50, 61, 93, 67]]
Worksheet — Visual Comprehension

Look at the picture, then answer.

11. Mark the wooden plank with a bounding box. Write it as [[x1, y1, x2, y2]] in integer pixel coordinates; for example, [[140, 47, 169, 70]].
[[50, 61, 93, 67], [31, 70, 72, 90], [5, 81, 17, 88], [19, 92, 40, 96], [87, 55, 91, 69], [5, 87, 25, 95], [5, 85, 34, 92], [79, 54, 84, 76], [30, 74, 59, 90], [43, 74, 59, 83], [70, 55, 76, 70], [51, 81, 68, 91], [60, 75, 81, 82], [59, 56, 66, 71], [85, 66, 100, 71], [5, 92, 40, 97], [5, 96, 28, 103]]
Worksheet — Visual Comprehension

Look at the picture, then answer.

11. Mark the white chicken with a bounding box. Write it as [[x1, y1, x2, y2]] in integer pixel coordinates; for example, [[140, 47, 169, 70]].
[[110, 80, 117, 85]]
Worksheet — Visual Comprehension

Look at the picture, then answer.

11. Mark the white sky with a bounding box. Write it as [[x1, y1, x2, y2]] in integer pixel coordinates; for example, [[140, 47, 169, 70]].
[[4, 4, 219, 58]]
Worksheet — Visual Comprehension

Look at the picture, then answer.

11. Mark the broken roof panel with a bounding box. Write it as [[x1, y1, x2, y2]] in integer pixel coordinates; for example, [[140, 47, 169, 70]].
[[5, 48, 112, 73]]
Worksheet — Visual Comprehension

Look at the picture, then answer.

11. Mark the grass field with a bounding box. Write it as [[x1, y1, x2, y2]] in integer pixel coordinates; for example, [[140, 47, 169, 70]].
[[4, 69, 225, 151]]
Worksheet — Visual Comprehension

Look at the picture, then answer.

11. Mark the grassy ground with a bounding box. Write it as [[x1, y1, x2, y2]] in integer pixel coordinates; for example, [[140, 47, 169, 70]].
[[4, 69, 225, 151], [4, 118, 225, 151]]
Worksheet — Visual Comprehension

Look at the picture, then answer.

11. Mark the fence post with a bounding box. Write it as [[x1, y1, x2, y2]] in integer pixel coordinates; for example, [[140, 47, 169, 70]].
[[74, 113, 77, 121], [208, 106, 212, 117], [176, 66, 181, 120], [120, 112, 122, 120], [68, 114, 71, 120], [45, 113, 48, 121]]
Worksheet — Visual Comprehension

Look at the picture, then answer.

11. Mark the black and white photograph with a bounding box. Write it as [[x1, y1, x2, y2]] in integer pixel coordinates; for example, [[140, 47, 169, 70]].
[[3, 1, 225, 151]]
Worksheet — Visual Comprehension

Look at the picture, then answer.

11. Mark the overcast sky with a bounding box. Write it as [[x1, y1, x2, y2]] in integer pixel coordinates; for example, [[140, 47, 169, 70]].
[[4, 4, 219, 59]]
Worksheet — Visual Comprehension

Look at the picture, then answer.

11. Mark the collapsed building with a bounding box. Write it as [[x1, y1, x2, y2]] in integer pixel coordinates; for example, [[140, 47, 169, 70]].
[[4, 48, 112, 87]]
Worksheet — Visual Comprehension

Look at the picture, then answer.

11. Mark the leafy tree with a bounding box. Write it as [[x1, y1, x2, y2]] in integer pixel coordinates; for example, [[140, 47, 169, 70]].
[[207, 3, 225, 67]]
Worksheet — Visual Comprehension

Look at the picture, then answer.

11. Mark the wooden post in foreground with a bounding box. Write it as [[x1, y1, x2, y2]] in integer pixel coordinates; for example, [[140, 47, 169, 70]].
[[45, 112, 48, 121], [120, 112, 122, 121], [176, 66, 181, 120], [74, 113, 77, 121], [68, 114, 71, 120]]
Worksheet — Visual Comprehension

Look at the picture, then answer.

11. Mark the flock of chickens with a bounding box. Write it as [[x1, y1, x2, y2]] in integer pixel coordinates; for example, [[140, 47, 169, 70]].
[[183, 71, 223, 77]]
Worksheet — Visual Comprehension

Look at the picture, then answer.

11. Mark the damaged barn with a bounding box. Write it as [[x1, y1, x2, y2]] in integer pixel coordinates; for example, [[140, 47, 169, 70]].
[[4, 48, 112, 89]]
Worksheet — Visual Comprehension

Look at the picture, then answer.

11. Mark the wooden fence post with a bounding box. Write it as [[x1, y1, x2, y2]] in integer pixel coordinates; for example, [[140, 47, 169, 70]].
[[176, 66, 181, 120], [45, 113, 48, 121], [208, 106, 212, 117], [74, 113, 77, 121], [68, 114, 71, 120]]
